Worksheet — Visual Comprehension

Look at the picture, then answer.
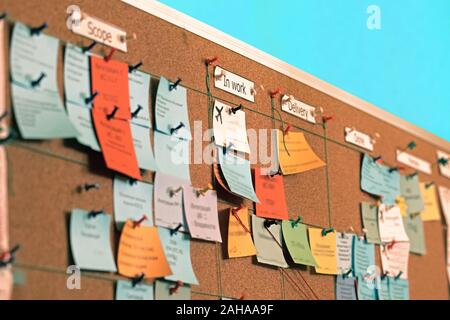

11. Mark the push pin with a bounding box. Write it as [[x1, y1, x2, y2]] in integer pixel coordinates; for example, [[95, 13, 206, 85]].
[[381, 272, 389, 280], [131, 105, 143, 118], [231, 205, 251, 234], [31, 72, 46, 88], [82, 183, 100, 192], [269, 169, 281, 178], [119, 32, 137, 43], [106, 106, 119, 120], [437, 157, 449, 167], [395, 271, 403, 280], [82, 41, 97, 54], [229, 104, 243, 114], [223, 142, 234, 155], [322, 115, 334, 123], [250, 86, 257, 96], [321, 228, 334, 236], [196, 183, 213, 197], [425, 182, 435, 189], [88, 210, 104, 219], [0, 111, 8, 121], [170, 223, 183, 236], [131, 273, 145, 287], [270, 87, 282, 99], [0, 13, 7, 20], [133, 215, 148, 228], [128, 178, 138, 186], [169, 78, 182, 91], [283, 124, 291, 136], [290, 217, 302, 228], [30, 22, 48, 36], [170, 122, 185, 135], [84, 91, 98, 105], [342, 268, 353, 279], [169, 280, 184, 295], [128, 61, 143, 73], [104, 47, 116, 62], [406, 172, 418, 179], [205, 56, 219, 65], [0, 245, 20, 267], [168, 186, 183, 198], [263, 219, 278, 229], [406, 141, 417, 151], [387, 239, 396, 250], [373, 155, 383, 164], [389, 166, 404, 173], [214, 69, 226, 80]]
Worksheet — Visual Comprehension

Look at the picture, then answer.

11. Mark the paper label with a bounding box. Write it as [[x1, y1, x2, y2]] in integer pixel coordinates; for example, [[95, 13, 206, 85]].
[[214, 66, 255, 102]]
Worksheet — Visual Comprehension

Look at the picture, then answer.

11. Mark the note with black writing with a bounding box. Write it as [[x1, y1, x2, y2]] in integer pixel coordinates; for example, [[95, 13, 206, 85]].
[[419, 183, 441, 221], [336, 276, 357, 300], [356, 276, 377, 300], [308, 228, 338, 275], [227, 207, 256, 258], [255, 167, 288, 220], [389, 278, 409, 300], [336, 233, 354, 274], [400, 175, 424, 214], [154, 131, 191, 181], [115, 280, 153, 300], [380, 241, 410, 279], [353, 238, 375, 277], [360, 203, 381, 244], [378, 204, 409, 243]]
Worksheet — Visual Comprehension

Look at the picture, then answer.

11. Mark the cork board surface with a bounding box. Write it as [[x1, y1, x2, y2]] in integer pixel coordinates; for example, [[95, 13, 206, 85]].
[[1, 0, 449, 300]]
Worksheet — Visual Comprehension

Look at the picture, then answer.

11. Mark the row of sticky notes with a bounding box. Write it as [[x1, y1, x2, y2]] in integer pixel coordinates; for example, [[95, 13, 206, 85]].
[[116, 279, 191, 300]]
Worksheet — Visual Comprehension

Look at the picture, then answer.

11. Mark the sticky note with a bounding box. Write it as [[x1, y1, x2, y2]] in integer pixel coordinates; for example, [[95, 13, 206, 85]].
[[115, 280, 153, 300], [353, 238, 375, 277], [438, 186, 450, 225], [131, 124, 157, 172], [447, 228, 450, 283], [254, 167, 288, 220], [377, 277, 390, 300], [113, 175, 153, 229], [400, 175, 424, 214], [183, 186, 221, 242], [396, 196, 408, 217], [336, 233, 354, 274], [335, 276, 357, 300], [252, 215, 288, 268], [217, 147, 259, 203], [388, 278, 409, 300], [419, 183, 441, 221], [213, 100, 250, 154], [281, 221, 316, 266], [0, 20, 6, 138], [158, 227, 199, 285], [0, 269, 12, 300], [129, 70, 151, 128], [69, 209, 117, 272], [155, 76, 191, 140], [227, 207, 256, 258], [117, 221, 171, 278], [154, 280, 191, 300], [361, 154, 400, 205], [378, 205, 409, 243], [66, 103, 100, 151], [0, 147, 8, 251], [360, 203, 381, 244], [356, 276, 377, 300], [154, 131, 191, 181], [380, 241, 410, 280], [308, 228, 338, 275], [10, 23, 77, 139], [403, 214, 426, 255], [277, 130, 325, 175], [154, 173, 189, 232]]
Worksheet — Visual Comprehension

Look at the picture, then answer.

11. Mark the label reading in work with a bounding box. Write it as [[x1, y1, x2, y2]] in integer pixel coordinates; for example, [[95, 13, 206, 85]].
[[344, 127, 374, 151], [396, 150, 431, 175], [281, 95, 316, 124], [214, 66, 255, 102]]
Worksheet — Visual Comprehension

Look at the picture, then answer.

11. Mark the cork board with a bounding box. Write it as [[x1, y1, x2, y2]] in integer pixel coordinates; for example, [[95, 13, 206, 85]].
[[1, 0, 449, 300]]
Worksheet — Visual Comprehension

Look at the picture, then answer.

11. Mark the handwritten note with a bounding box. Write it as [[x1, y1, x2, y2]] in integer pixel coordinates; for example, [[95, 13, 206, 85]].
[[154, 280, 191, 300], [277, 131, 325, 175], [227, 207, 256, 258], [438, 186, 450, 225], [378, 205, 409, 243], [183, 186, 221, 242], [360, 203, 381, 244], [400, 175, 424, 214], [380, 241, 410, 280], [254, 167, 288, 220], [115, 280, 153, 300], [308, 228, 338, 275], [69, 209, 117, 272], [154, 131, 191, 181], [419, 183, 441, 221], [281, 221, 316, 266], [353, 238, 375, 277], [117, 221, 171, 278], [158, 227, 199, 285], [335, 276, 357, 300], [336, 233, 354, 274], [10, 23, 77, 139]]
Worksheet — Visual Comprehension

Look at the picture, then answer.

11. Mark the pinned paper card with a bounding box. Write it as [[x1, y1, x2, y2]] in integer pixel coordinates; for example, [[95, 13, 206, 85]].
[[378, 205, 409, 243], [400, 175, 424, 214], [396, 196, 408, 217], [353, 238, 375, 277], [389, 278, 409, 300], [227, 207, 256, 258], [154, 280, 191, 300], [214, 66, 255, 102], [357, 276, 377, 300], [154, 131, 191, 181], [281, 95, 316, 124], [447, 228, 450, 284], [380, 241, 410, 280], [213, 100, 250, 154], [360, 203, 381, 244], [69, 209, 117, 272], [378, 277, 390, 300], [252, 216, 288, 268], [255, 167, 288, 220], [419, 183, 441, 221], [438, 186, 450, 225], [437, 150, 450, 179], [403, 215, 426, 255], [361, 154, 400, 205], [155, 76, 191, 140], [117, 221, 171, 278], [113, 175, 153, 229], [0, 147, 9, 252], [183, 186, 221, 242], [217, 147, 259, 203], [344, 127, 374, 152], [115, 280, 153, 300], [0, 269, 12, 300], [335, 276, 357, 300], [336, 233, 354, 274], [277, 131, 325, 175], [131, 124, 157, 172], [281, 221, 316, 266], [308, 228, 338, 275], [396, 150, 431, 175], [154, 173, 189, 231], [10, 23, 77, 139], [129, 70, 151, 128], [0, 20, 6, 138], [158, 227, 198, 285]]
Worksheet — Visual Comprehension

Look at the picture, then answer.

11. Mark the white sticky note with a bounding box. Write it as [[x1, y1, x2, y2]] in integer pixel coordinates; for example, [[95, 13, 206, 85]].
[[336, 233, 354, 274], [378, 205, 409, 243], [438, 186, 450, 225], [380, 241, 410, 280]]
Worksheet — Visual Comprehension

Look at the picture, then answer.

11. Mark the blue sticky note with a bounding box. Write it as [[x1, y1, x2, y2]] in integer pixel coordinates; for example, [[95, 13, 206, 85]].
[[389, 278, 409, 300], [113, 175, 153, 229], [357, 276, 377, 300], [66, 103, 100, 151], [69, 209, 117, 272], [154, 131, 191, 181], [217, 147, 259, 203], [115, 280, 153, 300], [155, 76, 191, 140], [352, 237, 375, 277], [377, 277, 391, 300], [335, 276, 357, 300], [361, 154, 400, 205], [131, 124, 157, 172], [129, 70, 151, 128], [10, 23, 77, 139], [158, 227, 199, 285]]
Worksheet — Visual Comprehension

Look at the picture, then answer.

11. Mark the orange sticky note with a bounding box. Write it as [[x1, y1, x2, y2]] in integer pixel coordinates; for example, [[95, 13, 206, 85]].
[[254, 167, 289, 220], [277, 130, 326, 175], [90, 56, 141, 179], [228, 207, 256, 258], [118, 221, 172, 278]]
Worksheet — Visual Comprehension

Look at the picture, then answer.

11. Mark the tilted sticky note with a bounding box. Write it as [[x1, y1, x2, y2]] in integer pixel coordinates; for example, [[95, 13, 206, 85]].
[[356, 276, 377, 300], [377, 277, 390, 300], [308, 228, 338, 275], [154, 280, 191, 300], [352, 237, 375, 277], [388, 278, 409, 300], [255, 167, 288, 220], [281, 221, 316, 266], [277, 130, 325, 175], [69, 209, 117, 272], [403, 214, 426, 255], [10, 23, 77, 139], [419, 183, 441, 221], [115, 280, 154, 300], [360, 203, 381, 244], [438, 186, 450, 225], [336, 233, 354, 274], [335, 276, 357, 300], [380, 241, 410, 280], [131, 124, 157, 172], [400, 175, 424, 214], [227, 207, 256, 258], [158, 227, 199, 285], [378, 204, 409, 243], [117, 221, 172, 278]]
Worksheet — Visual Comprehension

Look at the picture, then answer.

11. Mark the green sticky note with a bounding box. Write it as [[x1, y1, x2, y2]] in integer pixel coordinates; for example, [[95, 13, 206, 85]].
[[403, 215, 426, 255], [281, 221, 316, 266], [360, 202, 381, 244], [400, 175, 425, 214], [115, 280, 153, 300], [154, 280, 191, 300]]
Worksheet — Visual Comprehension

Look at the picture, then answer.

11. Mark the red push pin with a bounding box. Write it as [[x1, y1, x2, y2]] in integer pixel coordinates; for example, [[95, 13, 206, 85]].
[[270, 87, 282, 98], [387, 239, 396, 250], [283, 125, 291, 136], [169, 280, 184, 295], [104, 48, 116, 62], [133, 214, 148, 228], [205, 56, 219, 65], [322, 114, 334, 123], [239, 293, 246, 300]]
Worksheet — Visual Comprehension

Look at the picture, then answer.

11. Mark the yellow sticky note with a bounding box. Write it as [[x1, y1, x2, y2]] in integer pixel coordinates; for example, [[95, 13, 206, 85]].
[[308, 228, 338, 275], [277, 130, 326, 175], [420, 183, 441, 221], [227, 207, 257, 258], [396, 196, 408, 217]]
